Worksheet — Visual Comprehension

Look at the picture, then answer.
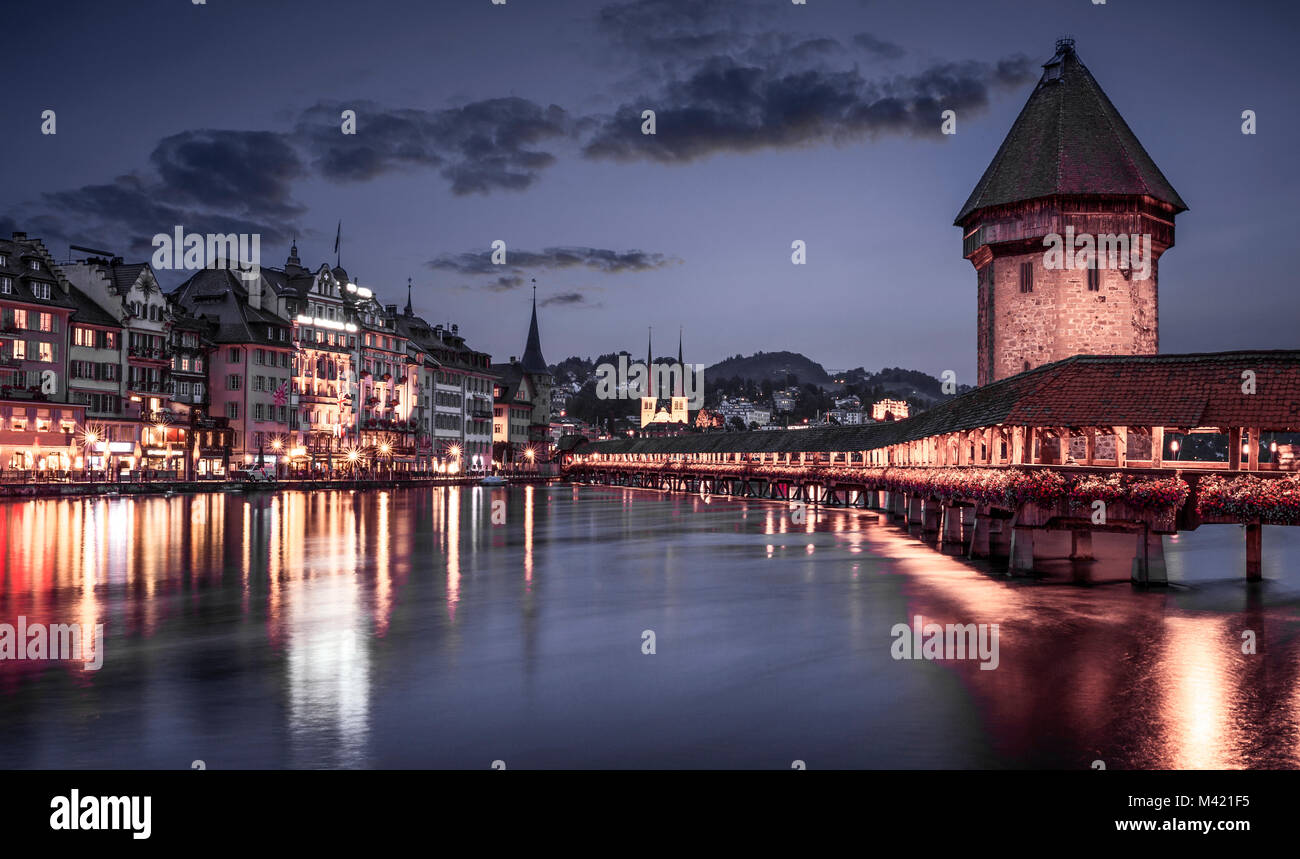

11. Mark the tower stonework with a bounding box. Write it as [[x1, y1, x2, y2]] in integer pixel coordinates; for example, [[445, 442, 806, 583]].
[[957, 39, 1187, 386]]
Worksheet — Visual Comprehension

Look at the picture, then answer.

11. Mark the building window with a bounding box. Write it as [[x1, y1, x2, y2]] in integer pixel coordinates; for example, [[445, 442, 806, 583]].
[[228, 348, 241, 363], [226, 403, 239, 420], [254, 404, 264, 421], [28, 260, 40, 270], [31, 283, 51, 300], [1019, 261, 1033, 294], [0, 277, 10, 294], [227, 374, 242, 390], [1087, 265, 1100, 292]]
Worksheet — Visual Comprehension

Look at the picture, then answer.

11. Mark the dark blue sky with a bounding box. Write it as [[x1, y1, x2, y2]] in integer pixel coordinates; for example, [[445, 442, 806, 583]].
[[3, 0, 1296, 381]]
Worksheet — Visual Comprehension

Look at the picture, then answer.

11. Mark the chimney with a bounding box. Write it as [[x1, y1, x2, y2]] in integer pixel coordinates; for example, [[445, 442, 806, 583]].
[[451, 324, 458, 335], [247, 273, 262, 310], [12, 231, 25, 240], [385, 304, 397, 317], [510, 356, 517, 364]]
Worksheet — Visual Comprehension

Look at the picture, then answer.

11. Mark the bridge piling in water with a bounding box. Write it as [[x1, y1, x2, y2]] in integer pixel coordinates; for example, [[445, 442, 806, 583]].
[[1130, 529, 1168, 585], [1246, 524, 1262, 582], [1009, 527, 1036, 573]]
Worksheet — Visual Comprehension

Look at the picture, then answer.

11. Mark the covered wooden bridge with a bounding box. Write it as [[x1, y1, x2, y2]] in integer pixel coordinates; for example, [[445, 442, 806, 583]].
[[562, 352, 1300, 584]]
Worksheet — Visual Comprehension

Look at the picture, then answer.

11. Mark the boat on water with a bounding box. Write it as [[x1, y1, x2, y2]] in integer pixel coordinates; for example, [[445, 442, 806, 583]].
[[479, 475, 507, 486]]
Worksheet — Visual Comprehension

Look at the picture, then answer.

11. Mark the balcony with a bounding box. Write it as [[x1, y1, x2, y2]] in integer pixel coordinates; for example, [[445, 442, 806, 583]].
[[0, 385, 48, 401]]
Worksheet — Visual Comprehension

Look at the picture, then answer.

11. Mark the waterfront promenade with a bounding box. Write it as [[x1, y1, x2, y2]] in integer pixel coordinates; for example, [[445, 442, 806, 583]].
[[0, 470, 556, 498]]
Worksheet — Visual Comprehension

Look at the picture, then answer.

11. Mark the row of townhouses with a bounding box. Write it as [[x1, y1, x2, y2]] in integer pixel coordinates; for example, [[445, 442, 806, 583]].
[[0, 232, 552, 478]]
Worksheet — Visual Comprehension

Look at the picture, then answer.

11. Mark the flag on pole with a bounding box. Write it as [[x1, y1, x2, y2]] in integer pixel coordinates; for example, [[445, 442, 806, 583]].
[[334, 221, 341, 256], [273, 381, 288, 407]]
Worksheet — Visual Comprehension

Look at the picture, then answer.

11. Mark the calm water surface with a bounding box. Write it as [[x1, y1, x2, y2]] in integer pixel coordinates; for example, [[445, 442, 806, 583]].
[[1, 484, 1298, 769]]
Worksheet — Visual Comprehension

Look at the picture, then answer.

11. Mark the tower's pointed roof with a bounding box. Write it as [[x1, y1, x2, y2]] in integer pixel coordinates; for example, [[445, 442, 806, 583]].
[[520, 281, 548, 374], [955, 39, 1187, 225]]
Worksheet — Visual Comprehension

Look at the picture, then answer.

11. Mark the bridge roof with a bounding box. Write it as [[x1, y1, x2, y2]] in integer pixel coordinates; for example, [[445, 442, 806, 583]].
[[575, 352, 1300, 457]]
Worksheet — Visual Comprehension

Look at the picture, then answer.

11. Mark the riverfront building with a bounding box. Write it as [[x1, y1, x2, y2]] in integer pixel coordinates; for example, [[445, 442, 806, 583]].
[[0, 233, 85, 473], [171, 267, 295, 469]]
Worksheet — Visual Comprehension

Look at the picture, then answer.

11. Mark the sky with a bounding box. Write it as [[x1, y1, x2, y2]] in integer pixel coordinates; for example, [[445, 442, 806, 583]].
[[2, 0, 1297, 383]]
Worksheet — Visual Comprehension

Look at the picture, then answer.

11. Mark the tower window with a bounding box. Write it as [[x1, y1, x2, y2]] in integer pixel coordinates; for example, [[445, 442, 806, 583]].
[[1019, 261, 1033, 293], [1087, 266, 1100, 292]]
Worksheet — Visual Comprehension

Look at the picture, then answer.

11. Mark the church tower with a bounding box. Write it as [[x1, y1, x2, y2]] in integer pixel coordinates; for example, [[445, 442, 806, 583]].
[[956, 39, 1187, 385], [519, 281, 552, 437], [639, 327, 657, 427], [670, 328, 689, 424]]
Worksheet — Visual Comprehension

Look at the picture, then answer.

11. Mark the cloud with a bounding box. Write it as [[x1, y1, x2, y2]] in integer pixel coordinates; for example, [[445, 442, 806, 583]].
[[582, 54, 1033, 163], [541, 291, 589, 307], [852, 32, 906, 60], [30, 130, 305, 259], [297, 98, 574, 195], [428, 246, 679, 283]]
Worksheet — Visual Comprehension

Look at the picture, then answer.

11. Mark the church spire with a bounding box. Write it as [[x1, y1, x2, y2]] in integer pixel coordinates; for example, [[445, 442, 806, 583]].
[[519, 277, 548, 374], [674, 327, 685, 397], [404, 277, 413, 316]]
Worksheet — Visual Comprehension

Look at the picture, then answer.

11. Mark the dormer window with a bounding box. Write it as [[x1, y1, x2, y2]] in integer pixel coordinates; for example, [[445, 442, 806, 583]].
[[31, 282, 51, 300], [28, 260, 40, 271]]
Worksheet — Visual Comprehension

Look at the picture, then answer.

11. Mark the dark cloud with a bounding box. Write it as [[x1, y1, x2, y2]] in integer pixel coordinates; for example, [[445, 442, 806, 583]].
[[151, 130, 304, 218], [583, 54, 1033, 163], [428, 246, 678, 281], [297, 98, 573, 195], [30, 130, 305, 259], [541, 291, 589, 307], [852, 32, 906, 60]]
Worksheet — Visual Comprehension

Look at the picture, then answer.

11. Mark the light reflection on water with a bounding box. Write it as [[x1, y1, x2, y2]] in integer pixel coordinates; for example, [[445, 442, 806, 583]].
[[0, 485, 1297, 769]]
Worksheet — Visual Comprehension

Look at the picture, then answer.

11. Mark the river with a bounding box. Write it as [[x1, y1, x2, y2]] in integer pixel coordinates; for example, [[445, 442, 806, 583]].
[[1, 484, 1297, 768]]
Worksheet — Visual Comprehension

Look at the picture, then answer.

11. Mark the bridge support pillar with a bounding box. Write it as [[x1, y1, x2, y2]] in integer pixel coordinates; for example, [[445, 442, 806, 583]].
[[907, 495, 923, 525], [942, 505, 963, 542], [1131, 531, 1168, 585], [1246, 523, 1262, 582], [1009, 527, 1036, 573], [988, 518, 1011, 557], [922, 500, 942, 534], [1070, 530, 1094, 561], [892, 492, 906, 519], [969, 509, 992, 559]]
